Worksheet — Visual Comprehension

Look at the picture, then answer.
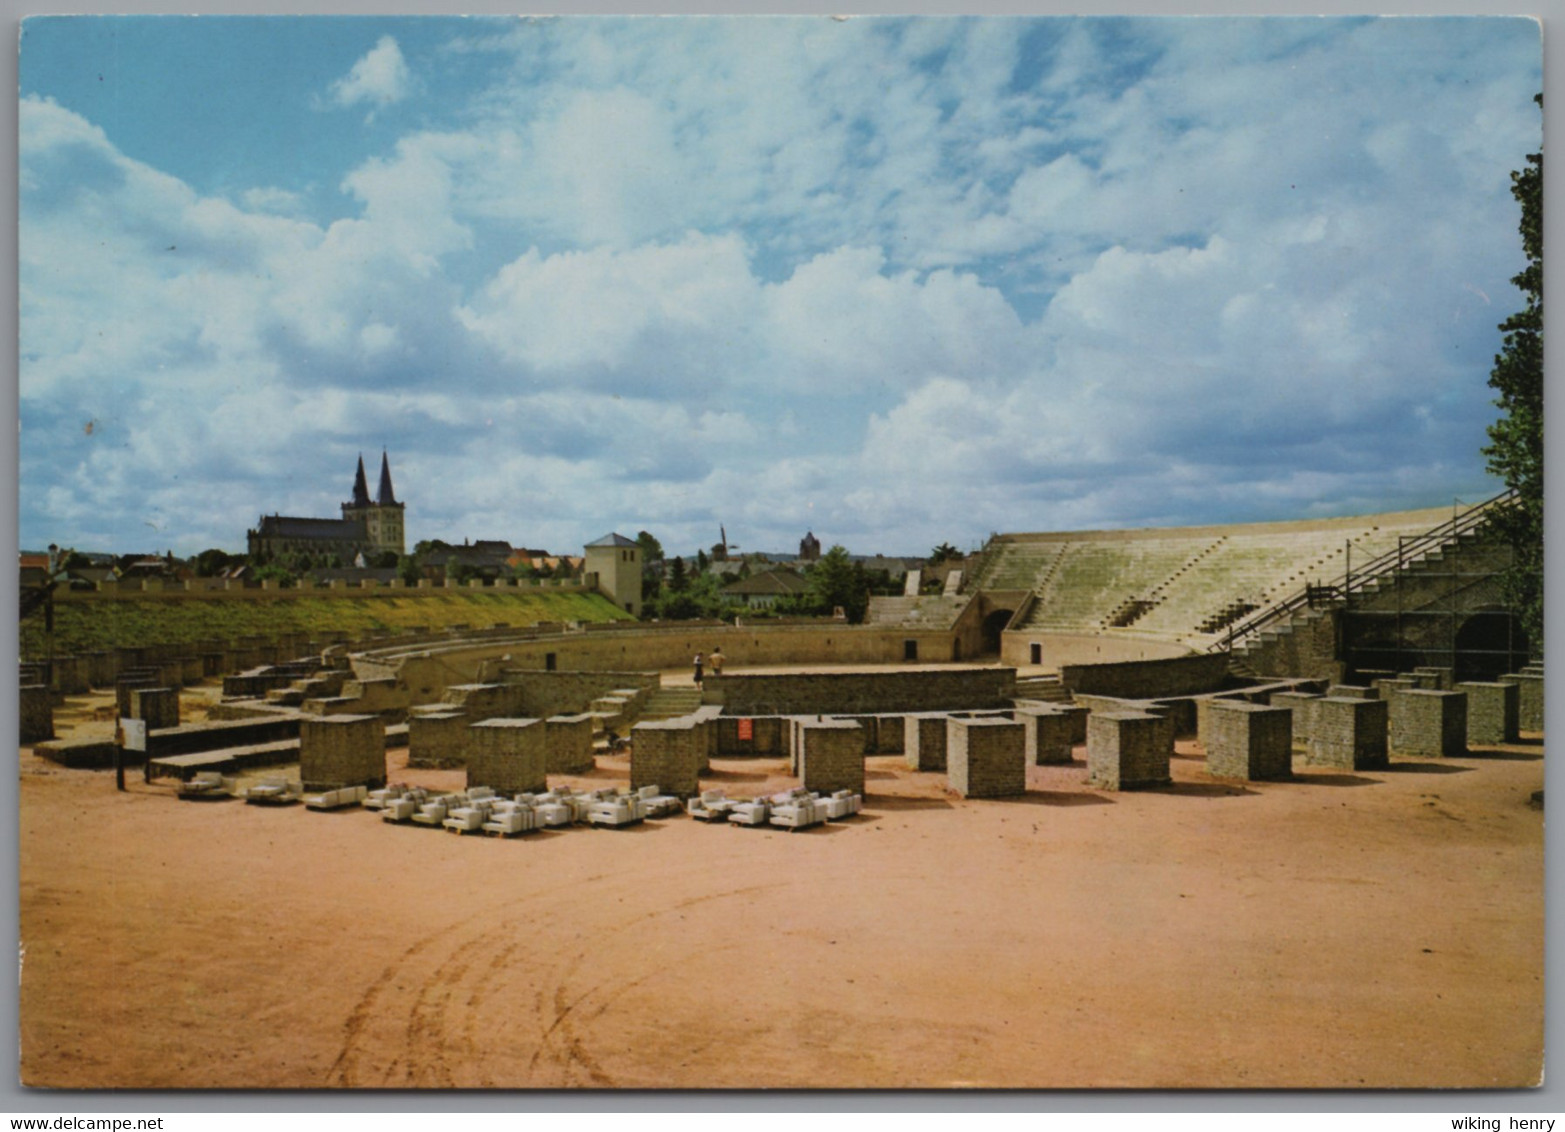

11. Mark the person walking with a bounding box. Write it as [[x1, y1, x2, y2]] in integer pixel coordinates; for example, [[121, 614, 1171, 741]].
[[693, 652, 704, 685]]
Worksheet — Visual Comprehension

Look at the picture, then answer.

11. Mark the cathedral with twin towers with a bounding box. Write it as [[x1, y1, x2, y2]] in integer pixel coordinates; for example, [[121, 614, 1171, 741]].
[[246, 451, 406, 564]]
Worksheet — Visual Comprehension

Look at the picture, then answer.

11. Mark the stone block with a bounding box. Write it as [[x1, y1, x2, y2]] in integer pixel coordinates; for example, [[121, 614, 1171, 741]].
[[1457, 681, 1518, 746], [800, 720, 865, 796], [872, 715, 907, 754], [407, 710, 469, 769], [1306, 697, 1389, 770], [1086, 711, 1171, 791], [1373, 677, 1418, 699], [20, 685, 53, 744], [947, 717, 1026, 798], [1327, 685, 1379, 700], [1497, 672, 1544, 733], [467, 718, 547, 795], [631, 718, 703, 796], [300, 714, 387, 791], [1413, 667, 1453, 691], [131, 687, 180, 731], [1014, 705, 1075, 765], [1195, 695, 1249, 750], [904, 713, 950, 771], [545, 713, 596, 774], [115, 677, 160, 719], [1268, 691, 1321, 749], [1389, 689, 1467, 758], [1204, 702, 1292, 781]]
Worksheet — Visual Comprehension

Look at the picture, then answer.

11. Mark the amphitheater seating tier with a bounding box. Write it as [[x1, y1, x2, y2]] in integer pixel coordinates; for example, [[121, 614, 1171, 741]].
[[989, 506, 1467, 645]]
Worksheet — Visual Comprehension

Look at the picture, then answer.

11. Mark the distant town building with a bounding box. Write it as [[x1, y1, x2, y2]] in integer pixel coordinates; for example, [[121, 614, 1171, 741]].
[[247, 452, 406, 562], [721, 569, 809, 608], [799, 531, 821, 561], [584, 532, 641, 616]]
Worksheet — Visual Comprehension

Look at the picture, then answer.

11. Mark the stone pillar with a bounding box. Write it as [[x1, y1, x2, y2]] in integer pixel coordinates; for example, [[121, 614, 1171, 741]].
[[1306, 697, 1389, 770], [467, 718, 546, 795], [407, 710, 469, 769], [903, 713, 949, 771], [1456, 681, 1519, 746], [800, 719, 865, 796], [131, 687, 180, 731], [1204, 702, 1293, 781], [1086, 711, 1172, 791], [1327, 685, 1379, 700], [300, 714, 387, 791], [1373, 676, 1418, 700], [947, 717, 1026, 798], [1413, 667, 1453, 691], [544, 713, 596, 774], [1015, 705, 1074, 765], [1389, 689, 1467, 759], [872, 715, 907, 754], [19, 685, 53, 743], [115, 677, 160, 719], [51, 656, 91, 695], [1497, 672, 1544, 733], [630, 718, 703, 796]]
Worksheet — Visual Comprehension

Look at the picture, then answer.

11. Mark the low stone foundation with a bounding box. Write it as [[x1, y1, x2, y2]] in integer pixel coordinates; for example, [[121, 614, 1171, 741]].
[[1086, 711, 1172, 791], [1204, 702, 1292, 781], [948, 717, 1026, 798], [1268, 691, 1321, 749], [1389, 689, 1467, 758]]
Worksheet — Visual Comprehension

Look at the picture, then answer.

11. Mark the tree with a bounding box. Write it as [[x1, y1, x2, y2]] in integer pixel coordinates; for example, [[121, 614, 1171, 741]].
[[806, 545, 870, 623], [928, 542, 961, 565], [635, 531, 664, 563], [193, 548, 237, 577], [696, 548, 710, 574], [397, 555, 423, 586], [1482, 93, 1543, 653], [667, 556, 688, 593]]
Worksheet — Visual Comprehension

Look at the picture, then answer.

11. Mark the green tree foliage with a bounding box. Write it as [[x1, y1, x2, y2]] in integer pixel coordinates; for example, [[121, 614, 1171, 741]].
[[927, 542, 961, 565], [651, 570, 739, 621], [193, 548, 238, 577], [1482, 93, 1544, 653], [667, 555, 688, 593], [635, 531, 664, 563], [806, 545, 871, 623], [397, 555, 423, 586]]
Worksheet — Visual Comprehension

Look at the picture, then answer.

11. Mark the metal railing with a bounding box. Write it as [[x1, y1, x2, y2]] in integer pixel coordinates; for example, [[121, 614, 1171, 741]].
[[1211, 488, 1517, 654]]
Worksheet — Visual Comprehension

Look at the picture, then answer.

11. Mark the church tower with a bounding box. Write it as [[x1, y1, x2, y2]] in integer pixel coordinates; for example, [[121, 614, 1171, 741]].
[[341, 451, 406, 556]]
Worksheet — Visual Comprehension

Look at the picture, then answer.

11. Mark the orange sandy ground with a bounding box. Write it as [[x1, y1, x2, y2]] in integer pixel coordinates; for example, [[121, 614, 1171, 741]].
[[19, 684, 1544, 1090]]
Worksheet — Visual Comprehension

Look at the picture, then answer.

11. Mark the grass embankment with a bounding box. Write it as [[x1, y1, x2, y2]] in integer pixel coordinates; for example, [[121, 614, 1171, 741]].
[[20, 590, 634, 659]]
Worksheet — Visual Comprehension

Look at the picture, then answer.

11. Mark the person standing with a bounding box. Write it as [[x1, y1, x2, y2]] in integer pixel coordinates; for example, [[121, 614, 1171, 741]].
[[710, 648, 725, 677], [693, 652, 704, 685]]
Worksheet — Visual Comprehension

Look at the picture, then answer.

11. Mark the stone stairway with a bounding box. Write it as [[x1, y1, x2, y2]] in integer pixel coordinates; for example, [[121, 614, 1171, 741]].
[[1013, 674, 1072, 703], [638, 687, 703, 721]]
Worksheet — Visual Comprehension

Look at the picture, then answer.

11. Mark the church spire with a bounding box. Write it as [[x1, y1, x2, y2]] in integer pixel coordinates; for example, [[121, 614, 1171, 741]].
[[350, 454, 371, 508], [377, 450, 398, 506]]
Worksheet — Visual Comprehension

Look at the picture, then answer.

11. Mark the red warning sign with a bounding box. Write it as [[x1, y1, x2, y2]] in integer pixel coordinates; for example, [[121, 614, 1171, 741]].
[[737, 717, 753, 741]]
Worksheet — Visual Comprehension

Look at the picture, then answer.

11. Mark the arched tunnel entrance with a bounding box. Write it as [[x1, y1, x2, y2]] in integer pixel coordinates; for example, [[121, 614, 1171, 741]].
[[980, 608, 1015, 656]]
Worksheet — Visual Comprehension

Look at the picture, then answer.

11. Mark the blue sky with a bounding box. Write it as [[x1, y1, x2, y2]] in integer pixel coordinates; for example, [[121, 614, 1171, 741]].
[[17, 16, 1542, 558]]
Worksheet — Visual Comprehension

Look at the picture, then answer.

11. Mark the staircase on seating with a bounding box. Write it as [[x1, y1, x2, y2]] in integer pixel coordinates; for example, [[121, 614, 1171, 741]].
[[638, 687, 704, 721], [1013, 674, 1072, 703]]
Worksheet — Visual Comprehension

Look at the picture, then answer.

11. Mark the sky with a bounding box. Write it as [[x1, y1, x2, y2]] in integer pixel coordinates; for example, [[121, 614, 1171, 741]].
[[17, 15, 1543, 560]]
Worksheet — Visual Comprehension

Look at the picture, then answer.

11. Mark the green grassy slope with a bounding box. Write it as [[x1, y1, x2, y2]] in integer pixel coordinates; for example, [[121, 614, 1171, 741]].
[[20, 590, 634, 658]]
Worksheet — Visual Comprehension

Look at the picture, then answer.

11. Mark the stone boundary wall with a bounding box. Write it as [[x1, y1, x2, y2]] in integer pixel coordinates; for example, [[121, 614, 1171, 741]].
[[703, 668, 1016, 716], [999, 632, 1194, 669], [1059, 653, 1232, 699], [49, 578, 596, 603]]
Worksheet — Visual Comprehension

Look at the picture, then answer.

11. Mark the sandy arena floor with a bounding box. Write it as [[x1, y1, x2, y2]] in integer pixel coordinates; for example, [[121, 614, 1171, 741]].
[[18, 683, 1545, 1090]]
